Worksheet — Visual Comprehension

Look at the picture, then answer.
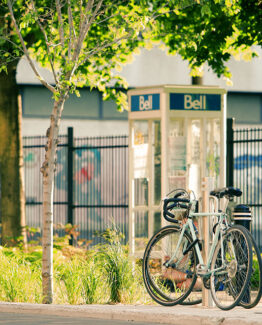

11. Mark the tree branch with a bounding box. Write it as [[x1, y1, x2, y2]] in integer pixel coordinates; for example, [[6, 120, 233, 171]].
[[55, 0, 65, 49], [7, 0, 56, 93], [30, 0, 58, 84], [67, 0, 76, 60], [82, 0, 104, 42], [69, 0, 103, 78], [79, 0, 85, 31], [78, 0, 94, 39], [77, 31, 133, 68], [0, 36, 24, 53]]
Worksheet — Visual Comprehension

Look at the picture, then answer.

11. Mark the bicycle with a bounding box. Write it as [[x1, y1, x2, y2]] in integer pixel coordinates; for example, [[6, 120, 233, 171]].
[[230, 200, 262, 309], [182, 189, 262, 309], [142, 187, 253, 310]]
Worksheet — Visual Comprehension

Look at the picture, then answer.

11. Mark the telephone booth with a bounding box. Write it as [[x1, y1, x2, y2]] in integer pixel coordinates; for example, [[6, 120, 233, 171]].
[[128, 85, 227, 257]]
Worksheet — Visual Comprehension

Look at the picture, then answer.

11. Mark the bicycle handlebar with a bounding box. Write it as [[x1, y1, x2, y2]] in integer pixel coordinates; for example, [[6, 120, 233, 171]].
[[174, 191, 185, 198], [163, 197, 190, 223]]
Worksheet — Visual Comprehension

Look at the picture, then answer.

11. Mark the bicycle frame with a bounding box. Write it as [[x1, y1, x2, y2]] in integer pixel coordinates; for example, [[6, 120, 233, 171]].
[[165, 211, 229, 278]]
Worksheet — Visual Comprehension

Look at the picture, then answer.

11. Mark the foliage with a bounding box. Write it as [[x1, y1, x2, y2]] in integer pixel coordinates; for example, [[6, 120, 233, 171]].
[[250, 255, 260, 290], [0, 1, 168, 302], [94, 222, 126, 245], [54, 255, 83, 304], [0, 248, 42, 303], [1, 0, 150, 109], [3, 1, 261, 105], [3, 0, 262, 304], [0, 234, 150, 305], [96, 224, 132, 303], [80, 259, 101, 304], [150, 0, 262, 80]]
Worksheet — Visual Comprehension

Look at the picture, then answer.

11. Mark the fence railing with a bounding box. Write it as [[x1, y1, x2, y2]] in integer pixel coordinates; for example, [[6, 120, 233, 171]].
[[227, 120, 262, 250], [23, 128, 129, 245], [23, 123, 262, 250]]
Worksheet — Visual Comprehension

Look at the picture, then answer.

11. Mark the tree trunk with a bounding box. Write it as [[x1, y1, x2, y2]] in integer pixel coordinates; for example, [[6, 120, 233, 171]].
[[0, 61, 27, 246], [41, 95, 66, 304], [192, 76, 203, 85]]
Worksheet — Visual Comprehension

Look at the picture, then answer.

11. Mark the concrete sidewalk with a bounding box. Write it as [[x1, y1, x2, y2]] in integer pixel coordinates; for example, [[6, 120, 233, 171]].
[[0, 302, 262, 325]]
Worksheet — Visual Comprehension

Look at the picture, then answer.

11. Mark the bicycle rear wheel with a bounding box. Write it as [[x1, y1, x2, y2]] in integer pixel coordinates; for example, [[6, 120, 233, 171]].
[[239, 231, 262, 309], [210, 225, 253, 310], [143, 225, 198, 306]]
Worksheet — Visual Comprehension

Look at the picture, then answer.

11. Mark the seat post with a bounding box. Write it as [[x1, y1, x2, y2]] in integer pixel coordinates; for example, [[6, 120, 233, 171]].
[[218, 197, 221, 212]]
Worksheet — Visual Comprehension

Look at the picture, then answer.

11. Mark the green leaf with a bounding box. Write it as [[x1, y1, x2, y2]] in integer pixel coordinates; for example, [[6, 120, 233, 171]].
[[0, 65, 8, 74], [75, 90, 80, 97], [201, 4, 212, 16]]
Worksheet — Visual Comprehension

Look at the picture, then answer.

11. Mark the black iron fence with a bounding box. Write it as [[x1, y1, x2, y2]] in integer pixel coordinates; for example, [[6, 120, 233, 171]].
[[23, 122, 262, 249], [23, 128, 129, 245], [227, 119, 262, 250]]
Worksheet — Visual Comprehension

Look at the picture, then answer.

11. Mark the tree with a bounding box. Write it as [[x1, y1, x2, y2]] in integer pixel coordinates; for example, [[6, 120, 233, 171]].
[[150, 0, 262, 81], [0, 0, 50, 246], [3, 0, 194, 304], [2, 0, 261, 304], [0, 3, 27, 246]]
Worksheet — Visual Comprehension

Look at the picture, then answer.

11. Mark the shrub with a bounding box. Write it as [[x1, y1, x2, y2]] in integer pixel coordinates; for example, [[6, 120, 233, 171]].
[[0, 223, 152, 305], [80, 258, 101, 304], [0, 248, 42, 303], [96, 225, 133, 303]]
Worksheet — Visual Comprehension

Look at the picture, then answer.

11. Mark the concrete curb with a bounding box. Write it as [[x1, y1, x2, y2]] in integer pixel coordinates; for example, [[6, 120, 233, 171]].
[[0, 302, 262, 325]]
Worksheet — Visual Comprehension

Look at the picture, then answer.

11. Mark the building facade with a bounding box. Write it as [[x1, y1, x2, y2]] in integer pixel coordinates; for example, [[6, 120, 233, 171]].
[[17, 46, 262, 137]]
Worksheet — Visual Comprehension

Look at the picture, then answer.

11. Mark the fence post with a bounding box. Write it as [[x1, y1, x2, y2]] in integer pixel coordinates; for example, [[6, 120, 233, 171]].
[[67, 127, 74, 245], [226, 118, 234, 187]]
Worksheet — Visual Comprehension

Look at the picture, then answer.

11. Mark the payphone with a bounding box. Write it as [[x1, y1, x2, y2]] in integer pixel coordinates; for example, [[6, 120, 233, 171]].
[[128, 85, 226, 256]]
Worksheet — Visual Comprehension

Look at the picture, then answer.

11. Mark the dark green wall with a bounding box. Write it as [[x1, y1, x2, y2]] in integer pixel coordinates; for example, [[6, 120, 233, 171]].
[[20, 85, 262, 124], [20, 85, 128, 120]]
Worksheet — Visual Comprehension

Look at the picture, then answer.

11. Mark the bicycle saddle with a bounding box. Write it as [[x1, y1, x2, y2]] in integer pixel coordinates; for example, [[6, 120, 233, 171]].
[[210, 187, 242, 199]]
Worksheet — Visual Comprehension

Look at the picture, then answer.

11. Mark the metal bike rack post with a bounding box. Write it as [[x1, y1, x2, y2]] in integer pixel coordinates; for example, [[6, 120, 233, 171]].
[[201, 176, 215, 307]]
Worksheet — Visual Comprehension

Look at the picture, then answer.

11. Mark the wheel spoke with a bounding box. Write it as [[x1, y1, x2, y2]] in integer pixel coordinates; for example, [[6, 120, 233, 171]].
[[143, 226, 198, 306], [210, 225, 252, 311]]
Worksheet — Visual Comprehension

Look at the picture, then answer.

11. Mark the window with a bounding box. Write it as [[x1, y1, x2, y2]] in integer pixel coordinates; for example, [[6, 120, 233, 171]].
[[227, 93, 262, 124], [21, 85, 128, 120], [102, 98, 128, 119]]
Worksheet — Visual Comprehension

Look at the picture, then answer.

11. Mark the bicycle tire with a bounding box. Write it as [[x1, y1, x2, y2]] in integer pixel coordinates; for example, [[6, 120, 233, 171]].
[[142, 225, 198, 306], [180, 230, 262, 308], [239, 231, 262, 309], [210, 225, 253, 311]]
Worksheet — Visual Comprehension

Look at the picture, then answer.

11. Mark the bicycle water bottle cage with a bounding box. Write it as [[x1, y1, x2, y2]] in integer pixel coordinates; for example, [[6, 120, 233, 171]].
[[163, 196, 190, 223], [210, 187, 242, 199]]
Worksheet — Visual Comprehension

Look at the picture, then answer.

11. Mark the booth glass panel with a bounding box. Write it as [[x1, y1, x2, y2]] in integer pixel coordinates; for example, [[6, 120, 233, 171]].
[[168, 119, 187, 192], [188, 119, 201, 197], [153, 121, 161, 205], [134, 179, 148, 206], [153, 211, 161, 234], [132, 121, 149, 206], [132, 120, 149, 146], [134, 211, 148, 251], [206, 119, 220, 186]]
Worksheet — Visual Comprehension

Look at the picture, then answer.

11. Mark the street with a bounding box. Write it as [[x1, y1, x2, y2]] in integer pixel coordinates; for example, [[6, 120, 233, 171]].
[[1, 302, 262, 325]]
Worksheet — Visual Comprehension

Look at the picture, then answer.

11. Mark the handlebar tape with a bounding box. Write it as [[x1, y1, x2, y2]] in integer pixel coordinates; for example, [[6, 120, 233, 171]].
[[174, 191, 185, 198], [163, 198, 189, 223]]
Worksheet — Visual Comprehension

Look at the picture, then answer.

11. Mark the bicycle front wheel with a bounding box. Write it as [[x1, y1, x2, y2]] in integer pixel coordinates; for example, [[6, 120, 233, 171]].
[[239, 231, 262, 309], [210, 225, 253, 311], [143, 225, 198, 306]]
